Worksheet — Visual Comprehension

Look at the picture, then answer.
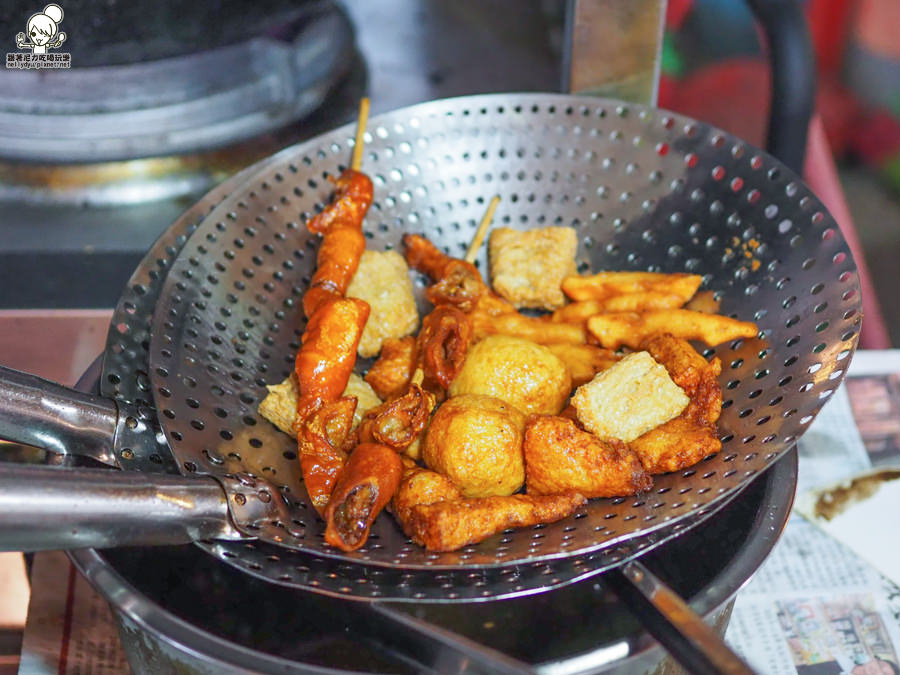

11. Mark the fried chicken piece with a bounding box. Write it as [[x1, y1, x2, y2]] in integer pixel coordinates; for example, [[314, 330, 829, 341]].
[[323, 442, 403, 552], [629, 334, 724, 474], [392, 463, 462, 525], [401, 492, 586, 552], [523, 415, 651, 497], [364, 336, 416, 401]]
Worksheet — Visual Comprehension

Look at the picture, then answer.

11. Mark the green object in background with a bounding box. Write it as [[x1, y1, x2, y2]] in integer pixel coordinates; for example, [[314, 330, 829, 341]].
[[882, 155, 900, 194], [661, 32, 685, 77]]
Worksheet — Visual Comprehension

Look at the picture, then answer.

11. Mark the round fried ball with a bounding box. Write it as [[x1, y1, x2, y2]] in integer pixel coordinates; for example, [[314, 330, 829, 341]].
[[423, 394, 526, 498], [449, 335, 572, 415]]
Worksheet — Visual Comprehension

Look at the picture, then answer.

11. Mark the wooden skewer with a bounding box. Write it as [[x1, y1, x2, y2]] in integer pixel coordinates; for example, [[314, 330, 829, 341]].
[[350, 97, 370, 172], [464, 195, 501, 263]]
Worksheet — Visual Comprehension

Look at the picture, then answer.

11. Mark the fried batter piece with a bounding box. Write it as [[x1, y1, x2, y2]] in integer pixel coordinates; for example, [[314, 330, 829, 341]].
[[523, 415, 652, 497], [364, 336, 416, 401], [551, 293, 687, 324], [629, 334, 724, 474], [586, 309, 758, 349], [294, 297, 370, 424], [561, 271, 702, 303], [401, 492, 587, 552], [323, 442, 403, 552], [303, 169, 373, 318], [297, 397, 357, 515], [416, 304, 474, 395], [470, 309, 587, 345], [488, 226, 577, 310], [345, 250, 419, 357], [350, 384, 435, 452]]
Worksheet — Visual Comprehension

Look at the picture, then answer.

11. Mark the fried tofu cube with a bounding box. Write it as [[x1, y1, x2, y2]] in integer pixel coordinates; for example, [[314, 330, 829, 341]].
[[488, 226, 577, 310], [258, 372, 382, 435], [570, 351, 689, 443], [346, 250, 419, 357]]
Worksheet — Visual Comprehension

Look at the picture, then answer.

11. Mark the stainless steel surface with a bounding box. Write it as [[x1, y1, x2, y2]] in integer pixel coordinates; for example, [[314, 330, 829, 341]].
[[0, 464, 234, 551], [147, 93, 859, 580], [564, 0, 667, 104], [0, 364, 117, 465], [0, 3, 354, 164]]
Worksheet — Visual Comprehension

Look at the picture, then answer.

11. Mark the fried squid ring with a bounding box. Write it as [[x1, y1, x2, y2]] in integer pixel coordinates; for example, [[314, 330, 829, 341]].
[[303, 169, 373, 318], [415, 305, 473, 393], [294, 296, 370, 424], [351, 383, 436, 451], [323, 442, 403, 551]]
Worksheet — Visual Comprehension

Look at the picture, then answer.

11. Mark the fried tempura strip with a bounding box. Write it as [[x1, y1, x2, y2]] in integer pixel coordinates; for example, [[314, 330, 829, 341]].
[[364, 336, 416, 401], [303, 169, 373, 318], [350, 384, 435, 451], [294, 297, 370, 423], [544, 343, 621, 386], [297, 397, 357, 515], [323, 442, 403, 552], [551, 293, 687, 324], [586, 309, 758, 349], [561, 271, 702, 303], [523, 415, 652, 497], [470, 309, 587, 345], [401, 492, 586, 552], [416, 305, 473, 392]]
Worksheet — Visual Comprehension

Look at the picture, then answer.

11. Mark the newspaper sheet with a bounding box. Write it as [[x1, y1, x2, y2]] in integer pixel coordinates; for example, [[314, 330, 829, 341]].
[[727, 350, 900, 675]]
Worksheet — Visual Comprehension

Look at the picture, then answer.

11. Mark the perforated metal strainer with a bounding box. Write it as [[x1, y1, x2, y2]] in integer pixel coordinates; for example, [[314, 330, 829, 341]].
[[0, 93, 861, 602]]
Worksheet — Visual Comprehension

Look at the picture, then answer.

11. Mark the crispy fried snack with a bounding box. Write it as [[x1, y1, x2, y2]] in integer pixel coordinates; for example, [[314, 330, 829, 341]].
[[629, 334, 724, 474], [294, 297, 370, 423], [351, 383, 435, 452], [259, 372, 380, 435], [488, 226, 577, 310], [544, 343, 620, 387], [449, 335, 572, 416], [586, 309, 758, 349], [416, 305, 474, 394], [400, 492, 586, 552], [346, 250, 419, 357], [297, 397, 357, 515], [551, 293, 686, 323], [392, 463, 462, 525], [470, 309, 587, 345], [404, 233, 486, 312], [364, 336, 416, 400], [523, 415, 652, 497], [424, 394, 527, 498], [684, 290, 721, 314], [323, 442, 403, 551], [561, 271, 702, 303], [303, 169, 373, 318]]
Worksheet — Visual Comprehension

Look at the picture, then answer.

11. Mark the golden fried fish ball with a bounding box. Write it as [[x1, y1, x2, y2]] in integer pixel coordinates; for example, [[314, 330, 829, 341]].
[[423, 394, 527, 498], [449, 335, 572, 415]]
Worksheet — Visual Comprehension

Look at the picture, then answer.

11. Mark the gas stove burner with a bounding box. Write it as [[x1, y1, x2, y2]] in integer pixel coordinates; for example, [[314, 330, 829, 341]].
[[0, 1, 355, 163]]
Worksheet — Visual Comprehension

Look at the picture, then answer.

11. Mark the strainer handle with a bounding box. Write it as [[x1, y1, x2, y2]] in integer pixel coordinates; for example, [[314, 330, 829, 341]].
[[612, 560, 756, 675], [0, 364, 119, 466], [0, 463, 237, 552]]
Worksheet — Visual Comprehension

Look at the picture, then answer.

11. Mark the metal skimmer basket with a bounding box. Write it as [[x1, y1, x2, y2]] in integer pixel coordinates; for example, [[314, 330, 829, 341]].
[[2, 93, 859, 602]]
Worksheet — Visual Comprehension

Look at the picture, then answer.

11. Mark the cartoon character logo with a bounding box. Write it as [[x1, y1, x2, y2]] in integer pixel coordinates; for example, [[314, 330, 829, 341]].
[[15, 4, 66, 55]]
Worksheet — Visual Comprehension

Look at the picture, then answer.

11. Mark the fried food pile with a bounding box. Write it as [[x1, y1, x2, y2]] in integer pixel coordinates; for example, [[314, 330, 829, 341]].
[[260, 180, 759, 553]]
